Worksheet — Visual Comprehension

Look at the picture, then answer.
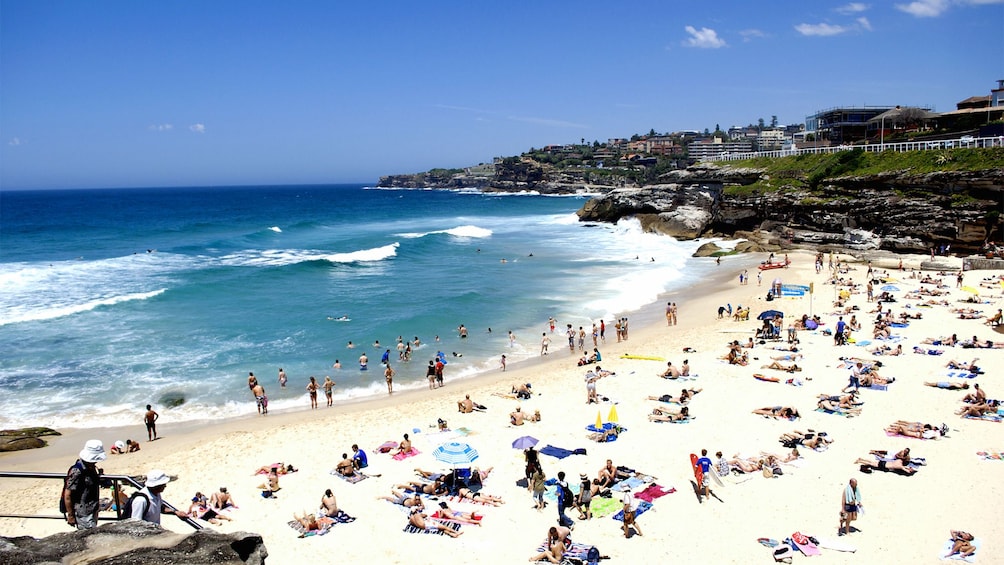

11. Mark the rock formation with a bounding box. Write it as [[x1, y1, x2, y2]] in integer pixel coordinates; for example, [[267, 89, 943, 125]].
[[0, 520, 267, 565], [0, 428, 61, 452]]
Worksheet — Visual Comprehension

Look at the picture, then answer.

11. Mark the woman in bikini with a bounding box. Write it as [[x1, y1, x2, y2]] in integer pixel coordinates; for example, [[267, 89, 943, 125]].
[[529, 526, 567, 563], [457, 487, 504, 506]]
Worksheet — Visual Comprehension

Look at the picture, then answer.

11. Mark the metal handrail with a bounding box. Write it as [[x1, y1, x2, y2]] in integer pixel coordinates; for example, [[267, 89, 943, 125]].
[[0, 471, 202, 530]]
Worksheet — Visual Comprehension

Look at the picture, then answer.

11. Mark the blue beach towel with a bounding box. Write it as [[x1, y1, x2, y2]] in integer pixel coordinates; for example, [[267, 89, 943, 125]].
[[612, 500, 653, 521], [539, 445, 587, 459]]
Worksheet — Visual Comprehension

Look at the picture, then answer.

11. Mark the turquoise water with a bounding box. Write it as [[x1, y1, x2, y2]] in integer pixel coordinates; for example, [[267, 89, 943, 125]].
[[0, 184, 718, 428]]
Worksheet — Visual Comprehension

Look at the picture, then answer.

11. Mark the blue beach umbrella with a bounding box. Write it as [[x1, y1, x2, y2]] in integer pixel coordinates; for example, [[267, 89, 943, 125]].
[[880, 284, 900, 292], [511, 435, 539, 450], [433, 441, 479, 467]]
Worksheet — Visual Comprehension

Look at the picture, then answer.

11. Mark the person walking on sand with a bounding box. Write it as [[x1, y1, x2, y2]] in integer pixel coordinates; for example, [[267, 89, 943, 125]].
[[500, 354, 507, 371], [555, 471, 574, 529], [541, 332, 550, 355], [62, 440, 106, 530], [696, 449, 713, 502], [621, 488, 643, 538], [385, 363, 395, 394], [306, 376, 319, 409], [839, 477, 862, 536], [666, 302, 673, 326], [144, 405, 159, 441], [323, 375, 336, 406]]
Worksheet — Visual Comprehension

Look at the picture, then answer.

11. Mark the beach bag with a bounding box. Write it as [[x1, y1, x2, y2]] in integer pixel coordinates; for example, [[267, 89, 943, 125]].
[[586, 546, 600, 565], [773, 545, 794, 563], [559, 484, 573, 508]]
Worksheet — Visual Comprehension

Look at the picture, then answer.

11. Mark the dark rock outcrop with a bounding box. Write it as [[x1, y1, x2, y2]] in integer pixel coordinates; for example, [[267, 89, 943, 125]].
[[0, 428, 61, 452], [0, 520, 267, 565]]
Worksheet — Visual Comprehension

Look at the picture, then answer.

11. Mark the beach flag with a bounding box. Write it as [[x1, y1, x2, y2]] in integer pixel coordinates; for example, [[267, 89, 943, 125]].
[[596, 411, 603, 429], [608, 405, 619, 424]]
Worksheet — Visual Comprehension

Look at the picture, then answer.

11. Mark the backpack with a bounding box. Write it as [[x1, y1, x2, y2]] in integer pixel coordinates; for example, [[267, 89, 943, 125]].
[[124, 491, 150, 519], [59, 460, 86, 515], [557, 483, 572, 508], [586, 546, 600, 565]]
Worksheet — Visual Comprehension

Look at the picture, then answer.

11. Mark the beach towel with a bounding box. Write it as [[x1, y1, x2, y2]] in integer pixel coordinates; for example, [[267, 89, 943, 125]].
[[964, 413, 1002, 423], [633, 483, 675, 502], [589, 496, 622, 518], [403, 520, 462, 535], [330, 470, 368, 483], [816, 407, 853, 417], [586, 423, 626, 433], [612, 500, 653, 522], [791, 532, 821, 556], [392, 447, 421, 460], [868, 384, 889, 391], [946, 371, 980, 379], [651, 416, 693, 423], [940, 538, 982, 562], [610, 476, 646, 491], [431, 510, 481, 525], [535, 540, 595, 561], [539, 445, 587, 459], [886, 430, 938, 441]]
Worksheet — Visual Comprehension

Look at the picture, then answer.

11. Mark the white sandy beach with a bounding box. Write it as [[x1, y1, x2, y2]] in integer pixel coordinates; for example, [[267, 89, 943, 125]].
[[3, 249, 1003, 564]]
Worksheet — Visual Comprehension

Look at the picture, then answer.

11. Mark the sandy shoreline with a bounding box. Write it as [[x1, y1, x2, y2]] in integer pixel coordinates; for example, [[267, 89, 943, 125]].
[[3, 249, 1003, 564]]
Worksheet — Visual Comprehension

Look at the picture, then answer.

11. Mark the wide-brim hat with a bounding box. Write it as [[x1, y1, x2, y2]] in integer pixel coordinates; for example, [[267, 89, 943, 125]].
[[79, 439, 107, 463], [145, 469, 171, 487]]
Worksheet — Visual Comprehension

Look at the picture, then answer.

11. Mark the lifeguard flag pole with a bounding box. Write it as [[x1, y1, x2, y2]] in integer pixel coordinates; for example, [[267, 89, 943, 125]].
[[608, 404, 619, 424]]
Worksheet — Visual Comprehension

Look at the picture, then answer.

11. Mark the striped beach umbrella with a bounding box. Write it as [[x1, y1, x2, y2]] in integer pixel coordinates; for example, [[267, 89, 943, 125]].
[[432, 441, 479, 467]]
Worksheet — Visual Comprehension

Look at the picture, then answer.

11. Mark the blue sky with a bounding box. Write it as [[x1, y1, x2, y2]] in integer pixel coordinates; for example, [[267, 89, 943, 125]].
[[1, 0, 1002, 189]]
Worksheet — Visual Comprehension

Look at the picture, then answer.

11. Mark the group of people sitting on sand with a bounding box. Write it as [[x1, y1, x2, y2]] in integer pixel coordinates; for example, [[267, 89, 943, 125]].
[[658, 360, 691, 379]]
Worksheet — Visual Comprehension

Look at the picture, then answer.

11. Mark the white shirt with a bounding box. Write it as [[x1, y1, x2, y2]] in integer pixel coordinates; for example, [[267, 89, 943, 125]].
[[130, 487, 164, 524]]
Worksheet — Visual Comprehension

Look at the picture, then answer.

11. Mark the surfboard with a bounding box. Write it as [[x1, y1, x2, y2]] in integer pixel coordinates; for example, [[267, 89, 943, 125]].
[[620, 354, 666, 361], [709, 467, 725, 488], [690, 453, 703, 489], [815, 537, 857, 552]]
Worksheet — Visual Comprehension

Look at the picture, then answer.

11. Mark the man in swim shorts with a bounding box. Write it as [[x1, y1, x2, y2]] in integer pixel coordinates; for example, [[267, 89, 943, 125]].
[[144, 405, 159, 440]]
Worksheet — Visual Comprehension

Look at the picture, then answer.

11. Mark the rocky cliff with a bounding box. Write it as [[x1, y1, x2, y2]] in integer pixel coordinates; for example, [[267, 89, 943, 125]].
[[379, 151, 1004, 253], [0, 520, 267, 564]]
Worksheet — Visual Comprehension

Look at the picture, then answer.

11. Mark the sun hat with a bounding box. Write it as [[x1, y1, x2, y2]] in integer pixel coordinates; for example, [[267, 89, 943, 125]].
[[579, 473, 589, 480], [145, 469, 171, 488], [114, 440, 126, 452], [79, 439, 107, 463]]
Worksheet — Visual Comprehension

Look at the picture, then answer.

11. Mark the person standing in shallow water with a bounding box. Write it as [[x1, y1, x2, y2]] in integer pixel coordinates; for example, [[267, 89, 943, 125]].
[[278, 368, 287, 388], [306, 376, 319, 409]]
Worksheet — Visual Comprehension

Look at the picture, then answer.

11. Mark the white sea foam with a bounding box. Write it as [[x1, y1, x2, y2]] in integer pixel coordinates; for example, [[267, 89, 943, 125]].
[[397, 225, 493, 239], [0, 289, 167, 326], [217, 243, 399, 267]]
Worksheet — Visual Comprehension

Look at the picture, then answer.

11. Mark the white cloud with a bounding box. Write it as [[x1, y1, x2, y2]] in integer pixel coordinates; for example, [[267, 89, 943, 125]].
[[682, 26, 727, 48], [895, 0, 949, 17], [148, 124, 173, 132], [857, 16, 873, 30], [8, 137, 22, 146], [836, 2, 870, 14], [962, 0, 1004, 4], [739, 29, 767, 42], [189, 123, 206, 134], [795, 22, 849, 36]]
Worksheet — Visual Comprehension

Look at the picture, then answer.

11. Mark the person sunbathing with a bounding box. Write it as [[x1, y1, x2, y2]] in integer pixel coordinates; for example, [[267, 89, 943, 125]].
[[433, 501, 482, 526], [320, 489, 338, 517], [529, 526, 567, 563], [962, 383, 987, 404], [957, 403, 994, 418], [726, 456, 763, 474], [456, 487, 504, 506], [853, 450, 917, 474], [597, 459, 618, 487], [817, 396, 863, 416], [335, 454, 356, 477], [648, 388, 702, 404], [752, 406, 800, 420], [659, 362, 681, 379], [924, 381, 970, 391], [922, 334, 958, 346], [257, 468, 281, 493], [408, 508, 463, 537], [255, 463, 295, 475], [886, 421, 945, 439], [294, 512, 325, 533], [649, 405, 690, 422], [379, 490, 424, 509], [512, 382, 532, 399], [209, 487, 235, 510], [394, 434, 413, 456], [397, 478, 446, 495], [589, 426, 620, 441], [189, 499, 232, 525], [760, 448, 800, 463], [780, 430, 832, 450], [859, 372, 894, 387], [947, 530, 976, 558], [762, 360, 801, 372]]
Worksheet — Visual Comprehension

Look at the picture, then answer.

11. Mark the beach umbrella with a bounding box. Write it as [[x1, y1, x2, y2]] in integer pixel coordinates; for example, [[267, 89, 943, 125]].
[[758, 309, 784, 320], [961, 286, 980, 295], [880, 284, 900, 292], [608, 405, 619, 424], [432, 441, 479, 467], [595, 411, 603, 429], [511, 436, 538, 450]]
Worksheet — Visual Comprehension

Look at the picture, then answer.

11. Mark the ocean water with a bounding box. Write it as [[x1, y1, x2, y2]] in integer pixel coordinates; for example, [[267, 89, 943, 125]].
[[0, 184, 722, 429]]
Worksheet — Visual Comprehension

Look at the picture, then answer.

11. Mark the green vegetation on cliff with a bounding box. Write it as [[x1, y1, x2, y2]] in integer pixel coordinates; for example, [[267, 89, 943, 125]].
[[722, 147, 1004, 196]]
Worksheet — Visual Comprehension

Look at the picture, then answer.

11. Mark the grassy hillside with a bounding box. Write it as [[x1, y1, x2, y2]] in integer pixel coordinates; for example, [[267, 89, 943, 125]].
[[722, 146, 1004, 196]]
